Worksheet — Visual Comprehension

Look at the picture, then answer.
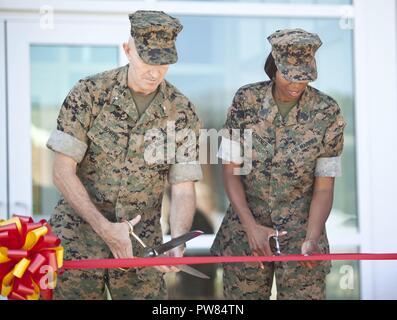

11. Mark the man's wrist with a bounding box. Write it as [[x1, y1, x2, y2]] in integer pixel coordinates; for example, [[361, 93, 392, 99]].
[[91, 215, 111, 238]]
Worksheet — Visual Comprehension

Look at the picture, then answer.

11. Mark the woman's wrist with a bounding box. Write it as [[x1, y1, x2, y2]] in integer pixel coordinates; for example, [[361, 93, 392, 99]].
[[236, 209, 256, 231], [305, 226, 323, 243], [303, 238, 319, 245], [304, 230, 321, 243], [242, 220, 257, 233]]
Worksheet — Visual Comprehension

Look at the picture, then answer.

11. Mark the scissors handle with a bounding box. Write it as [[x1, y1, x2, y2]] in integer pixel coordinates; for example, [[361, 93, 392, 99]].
[[274, 237, 281, 256], [129, 229, 158, 257], [273, 227, 281, 256], [143, 247, 158, 257], [129, 229, 147, 248]]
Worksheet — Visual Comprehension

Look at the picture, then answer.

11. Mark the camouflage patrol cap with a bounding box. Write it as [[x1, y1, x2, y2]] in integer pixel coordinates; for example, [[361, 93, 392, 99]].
[[268, 28, 322, 82], [129, 10, 183, 65]]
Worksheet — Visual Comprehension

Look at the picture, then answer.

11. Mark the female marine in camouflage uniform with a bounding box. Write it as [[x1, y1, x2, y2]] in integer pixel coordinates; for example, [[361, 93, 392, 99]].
[[211, 29, 346, 300]]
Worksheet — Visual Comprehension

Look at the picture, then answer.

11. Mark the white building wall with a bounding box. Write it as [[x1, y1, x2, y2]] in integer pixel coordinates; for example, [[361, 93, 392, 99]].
[[354, 0, 397, 299]]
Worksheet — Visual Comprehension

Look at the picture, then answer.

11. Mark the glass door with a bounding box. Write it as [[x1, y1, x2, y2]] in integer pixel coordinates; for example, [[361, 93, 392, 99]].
[[6, 20, 128, 220]]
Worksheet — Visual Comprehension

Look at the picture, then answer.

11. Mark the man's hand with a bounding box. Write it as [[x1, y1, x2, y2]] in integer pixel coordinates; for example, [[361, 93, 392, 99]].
[[154, 244, 185, 273], [100, 215, 141, 259], [159, 180, 195, 274], [166, 245, 185, 273], [300, 239, 321, 269]]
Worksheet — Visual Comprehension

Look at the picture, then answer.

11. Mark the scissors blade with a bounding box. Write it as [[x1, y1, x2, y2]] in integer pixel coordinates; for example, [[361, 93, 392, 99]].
[[176, 264, 210, 279], [152, 230, 204, 255]]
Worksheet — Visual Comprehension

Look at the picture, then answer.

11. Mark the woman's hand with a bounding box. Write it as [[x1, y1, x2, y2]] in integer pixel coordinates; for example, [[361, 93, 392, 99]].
[[300, 239, 321, 269], [245, 224, 287, 268], [245, 224, 287, 269]]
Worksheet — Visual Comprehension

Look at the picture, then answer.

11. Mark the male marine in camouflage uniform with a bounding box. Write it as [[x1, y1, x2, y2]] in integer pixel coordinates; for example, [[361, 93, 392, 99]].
[[211, 29, 346, 299], [46, 11, 202, 299]]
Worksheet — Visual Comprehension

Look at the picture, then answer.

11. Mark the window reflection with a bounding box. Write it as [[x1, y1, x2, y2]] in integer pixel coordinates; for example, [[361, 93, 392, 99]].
[[167, 15, 357, 298], [169, 15, 356, 227], [30, 45, 118, 218]]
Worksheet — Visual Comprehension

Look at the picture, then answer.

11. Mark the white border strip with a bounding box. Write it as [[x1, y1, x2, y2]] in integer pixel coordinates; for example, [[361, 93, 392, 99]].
[[353, 0, 373, 300], [354, 0, 397, 300], [0, 21, 7, 220], [0, 0, 354, 18], [6, 21, 32, 217]]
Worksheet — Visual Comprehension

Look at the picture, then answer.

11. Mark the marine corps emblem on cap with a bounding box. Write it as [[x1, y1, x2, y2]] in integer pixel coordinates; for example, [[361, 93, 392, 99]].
[[129, 10, 183, 65], [268, 28, 322, 82]]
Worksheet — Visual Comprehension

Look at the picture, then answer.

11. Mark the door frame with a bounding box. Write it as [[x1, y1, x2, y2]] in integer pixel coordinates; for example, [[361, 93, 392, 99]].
[[0, 20, 7, 220]]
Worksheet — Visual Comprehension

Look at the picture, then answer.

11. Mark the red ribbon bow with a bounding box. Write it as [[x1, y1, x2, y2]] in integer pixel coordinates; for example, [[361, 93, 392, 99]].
[[0, 215, 63, 300]]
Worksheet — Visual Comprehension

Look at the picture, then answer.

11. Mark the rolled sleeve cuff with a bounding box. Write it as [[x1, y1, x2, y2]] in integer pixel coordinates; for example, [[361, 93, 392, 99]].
[[315, 156, 342, 177], [46, 130, 88, 163], [217, 137, 243, 165], [168, 162, 203, 185]]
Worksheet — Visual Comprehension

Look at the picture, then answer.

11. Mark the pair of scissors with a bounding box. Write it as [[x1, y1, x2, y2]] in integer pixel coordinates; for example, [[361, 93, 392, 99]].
[[272, 228, 281, 256], [124, 221, 209, 279]]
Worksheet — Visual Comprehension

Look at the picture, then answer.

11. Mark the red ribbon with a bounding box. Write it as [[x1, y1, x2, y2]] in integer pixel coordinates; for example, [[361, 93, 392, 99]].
[[63, 253, 397, 270], [2, 215, 397, 300]]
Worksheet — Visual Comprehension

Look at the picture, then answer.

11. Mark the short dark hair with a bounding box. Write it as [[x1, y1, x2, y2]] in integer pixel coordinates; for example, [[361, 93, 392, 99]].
[[264, 53, 277, 80]]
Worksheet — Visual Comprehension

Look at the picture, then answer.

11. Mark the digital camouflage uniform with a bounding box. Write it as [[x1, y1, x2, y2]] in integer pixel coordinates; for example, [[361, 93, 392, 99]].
[[211, 29, 346, 300], [46, 11, 202, 300]]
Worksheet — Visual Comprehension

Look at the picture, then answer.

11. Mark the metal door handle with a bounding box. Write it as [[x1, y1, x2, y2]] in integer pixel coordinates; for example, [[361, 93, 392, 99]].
[[13, 201, 28, 215], [0, 201, 6, 217]]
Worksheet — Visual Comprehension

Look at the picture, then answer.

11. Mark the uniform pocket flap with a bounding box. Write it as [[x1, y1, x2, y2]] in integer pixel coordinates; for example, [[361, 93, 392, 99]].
[[87, 112, 128, 159]]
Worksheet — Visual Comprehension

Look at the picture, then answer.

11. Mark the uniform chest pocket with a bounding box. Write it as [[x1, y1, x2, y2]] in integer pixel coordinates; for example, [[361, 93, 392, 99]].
[[287, 136, 323, 170], [145, 162, 169, 174], [135, 162, 169, 200], [87, 108, 129, 160], [251, 132, 274, 162]]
